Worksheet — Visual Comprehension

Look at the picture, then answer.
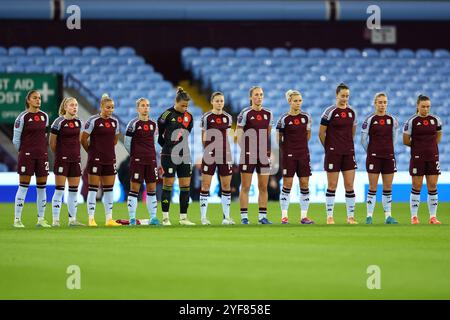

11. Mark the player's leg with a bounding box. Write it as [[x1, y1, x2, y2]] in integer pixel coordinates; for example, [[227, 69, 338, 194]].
[[36, 174, 50, 227], [14, 174, 31, 227], [425, 174, 440, 224], [410, 175, 423, 224], [200, 173, 213, 225], [326, 172, 339, 224], [366, 173, 379, 224], [280, 177, 293, 224], [178, 170, 194, 225], [381, 173, 397, 224], [299, 176, 313, 224], [128, 181, 141, 225], [257, 172, 271, 224], [145, 180, 158, 224], [101, 173, 120, 226], [342, 153, 357, 224], [87, 162, 100, 226], [35, 158, 50, 227], [239, 171, 253, 224], [67, 175, 83, 226], [219, 174, 234, 224], [52, 174, 67, 226], [161, 155, 175, 225]]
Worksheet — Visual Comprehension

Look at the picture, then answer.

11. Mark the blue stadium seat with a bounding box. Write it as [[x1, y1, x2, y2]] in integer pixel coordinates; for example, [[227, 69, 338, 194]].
[[416, 49, 433, 59], [434, 49, 450, 58], [100, 46, 117, 56], [27, 46, 44, 56], [44, 65, 62, 73], [25, 65, 44, 73], [236, 47, 253, 58], [290, 48, 307, 58], [91, 57, 109, 66], [217, 47, 235, 57], [6, 65, 25, 72], [16, 57, 35, 65], [64, 46, 81, 56], [128, 56, 145, 65], [35, 56, 53, 65], [254, 47, 271, 57], [308, 48, 325, 58], [398, 49, 415, 58], [272, 47, 289, 58], [45, 46, 63, 56], [362, 48, 379, 58], [199, 47, 216, 57], [380, 48, 397, 58], [118, 46, 136, 56], [326, 48, 344, 58], [344, 48, 361, 58], [0, 47, 7, 55], [136, 64, 155, 74], [82, 47, 99, 56], [0, 163, 8, 172], [8, 46, 26, 56], [73, 57, 91, 66]]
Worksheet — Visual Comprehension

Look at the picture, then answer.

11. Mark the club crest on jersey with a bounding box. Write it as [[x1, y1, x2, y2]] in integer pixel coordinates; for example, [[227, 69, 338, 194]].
[[75, 121, 79, 127], [223, 117, 227, 123], [41, 116, 45, 121], [184, 116, 189, 122], [301, 118, 306, 124], [348, 113, 352, 118], [112, 122, 116, 127], [386, 119, 391, 125], [263, 114, 268, 120], [150, 124, 153, 130], [430, 119, 435, 125]]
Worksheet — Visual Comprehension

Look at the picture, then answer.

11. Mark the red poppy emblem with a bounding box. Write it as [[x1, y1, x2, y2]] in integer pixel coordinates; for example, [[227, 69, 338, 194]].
[[423, 120, 429, 126], [105, 122, 111, 128], [340, 112, 347, 118], [143, 124, 149, 131], [177, 117, 183, 123], [69, 122, 75, 128], [379, 119, 385, 126], [216, 117, 222, 124], [256, 115, 262, 121], [293, 118, 300, 125], [34, 115, 40, 121]]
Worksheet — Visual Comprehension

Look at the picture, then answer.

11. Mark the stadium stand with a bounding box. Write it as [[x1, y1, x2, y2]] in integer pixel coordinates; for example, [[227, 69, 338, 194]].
[[0, 46, 203, 127], [183, 47, 450, 172]]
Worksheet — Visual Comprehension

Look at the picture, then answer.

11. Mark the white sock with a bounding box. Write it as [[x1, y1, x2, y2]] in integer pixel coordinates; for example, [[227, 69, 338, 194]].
[[280, 187, 291, 218], [102, 188, 114, 220], [67, 187, 78, 221], [428, 190, 438, 218], [36, 184, 47, 219], [258, 208, 267, 220], [366, 189, 376, 217], [14, 184, 29, 220], [221, 190, 231, 220], [326, 189, 335, 217], [300, 188, 310, 219], [146, 191, 157, 219], [345, 190, 355, 218], [410, 189, 421, 217], [180, 213, 187, 220], [87, 187, 97, 218], [382, 190, 392, 218], [52, 188, 64, 222], [127, 191, 138, 220], [199, 191, 209, 220], [240, 209, 248, 220], [162, 212, 169, 220]]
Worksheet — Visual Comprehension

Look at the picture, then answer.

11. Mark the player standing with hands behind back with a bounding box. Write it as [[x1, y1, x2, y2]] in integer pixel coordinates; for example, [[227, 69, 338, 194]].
[[319, 83, 358, 225], [403, 94, 442, 225], [12, 90, 50, 228]]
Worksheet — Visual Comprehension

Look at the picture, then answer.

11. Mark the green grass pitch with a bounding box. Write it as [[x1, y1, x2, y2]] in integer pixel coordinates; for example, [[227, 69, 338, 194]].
[[0, 201, 449, 299]]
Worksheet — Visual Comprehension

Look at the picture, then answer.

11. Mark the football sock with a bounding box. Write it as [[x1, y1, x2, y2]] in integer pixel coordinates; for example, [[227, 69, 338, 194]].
[[326, 189, 336, 217], [36, 183, 47, 219], [280, 186, 291, 218], [68, 186, 78, 221], [428, 189, 438, 217], [52, 186, 64, 221], [14, 183, 29, 220], [87, 185, 98, 218], [366, 189, 376, 217], [127, 191, 138, 220], [382, 190, 392, 218], [221, 190, 231, 220], [200, 190, 209, 220], [410, 188, 421, 217], [300, 188, 310, 219], [146, 191, 157, 219]]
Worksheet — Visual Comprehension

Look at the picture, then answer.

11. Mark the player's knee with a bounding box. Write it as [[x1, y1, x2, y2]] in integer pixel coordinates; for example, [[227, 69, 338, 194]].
[[241, 184, 250, 193]]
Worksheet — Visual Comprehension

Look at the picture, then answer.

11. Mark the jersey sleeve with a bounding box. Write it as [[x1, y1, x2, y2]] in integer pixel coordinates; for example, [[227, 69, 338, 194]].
[[320, 107, 334, 126], [352, 107, 358, 126], [306, 113, 312, 131], [237, 109, 247, 127], [435, 115, 442, 132], [157, 110, 170, 147], [226, 113, 233, 129], [360, 115, 372, 152], [83, 117, 96, 135], [200, 113, 208, 131], [268, 110, 274, 127], [115, 120, 120, 135], [124, 120, 136, 154], [403, 117, 413, 135], [392, 116, 399, 144], [276, 115, 285, 132], [187, 113, 194, 133], [12, 113, 25, 151], [50, 117, 63, 135]]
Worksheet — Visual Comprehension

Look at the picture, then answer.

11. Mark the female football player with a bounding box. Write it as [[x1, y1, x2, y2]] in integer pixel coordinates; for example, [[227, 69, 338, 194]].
[[12, 90, 50, 228], [319, 83, 358, 224], [237, 86, 273, 224], [276, 90, 313, 225], [124, 98, 159, 226], [403, 94, 442, 224], [199, 92, 234, 225], [49, 97, 84, 227], [361, 93, 399, 224], [81, 94, 121, 227]]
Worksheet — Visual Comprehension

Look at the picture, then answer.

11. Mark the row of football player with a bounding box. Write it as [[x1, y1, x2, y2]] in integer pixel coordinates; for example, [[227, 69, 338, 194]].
[[11, 84, 442, 227]]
